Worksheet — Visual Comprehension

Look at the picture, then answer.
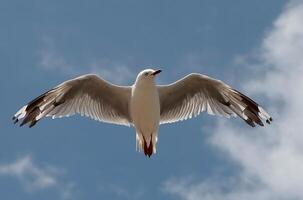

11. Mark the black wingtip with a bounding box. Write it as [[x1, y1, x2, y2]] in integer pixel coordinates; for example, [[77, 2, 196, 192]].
[[246, 119, 256, 127], [13, 118, 19, 124], [19, 121, 26, 127], [266, 118, 273, 124], [13, 116, 21, 125], [29, 120, 38, 128], [256, 121, 264, 127]]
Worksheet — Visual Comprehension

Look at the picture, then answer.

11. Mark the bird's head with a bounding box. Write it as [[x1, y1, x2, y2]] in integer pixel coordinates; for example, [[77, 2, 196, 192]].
[[135, 68, 162, 85]]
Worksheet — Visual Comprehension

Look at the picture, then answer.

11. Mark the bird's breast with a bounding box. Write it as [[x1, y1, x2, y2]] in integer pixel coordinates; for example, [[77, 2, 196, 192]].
[[130, 85, 160, 132]]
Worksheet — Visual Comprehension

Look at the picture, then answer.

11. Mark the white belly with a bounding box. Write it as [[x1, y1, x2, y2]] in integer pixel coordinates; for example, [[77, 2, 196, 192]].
[[130, 85, 160, 152], [130, 86, 160, 133]]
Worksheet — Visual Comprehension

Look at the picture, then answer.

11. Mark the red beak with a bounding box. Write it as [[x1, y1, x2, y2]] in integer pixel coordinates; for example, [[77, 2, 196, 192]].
[[151, 69, 162, 76]]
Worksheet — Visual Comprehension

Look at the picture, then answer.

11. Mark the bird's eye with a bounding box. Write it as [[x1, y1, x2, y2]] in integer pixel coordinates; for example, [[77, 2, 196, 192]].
[[144, 72, 149, 76]]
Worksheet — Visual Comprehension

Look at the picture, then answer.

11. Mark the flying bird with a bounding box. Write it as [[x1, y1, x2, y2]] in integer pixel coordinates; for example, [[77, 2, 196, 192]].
[[13, 69, 272, 157]]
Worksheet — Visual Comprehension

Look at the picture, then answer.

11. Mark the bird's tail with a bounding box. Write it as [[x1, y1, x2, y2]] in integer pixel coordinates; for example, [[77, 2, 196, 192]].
[[143, 137, 153, 157], [136, 133, 157, 157]]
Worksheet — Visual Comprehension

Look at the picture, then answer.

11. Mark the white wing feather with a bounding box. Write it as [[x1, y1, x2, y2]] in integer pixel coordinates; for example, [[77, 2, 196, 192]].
[[158, 73, 272, 127], [13, 74, 132, 127]]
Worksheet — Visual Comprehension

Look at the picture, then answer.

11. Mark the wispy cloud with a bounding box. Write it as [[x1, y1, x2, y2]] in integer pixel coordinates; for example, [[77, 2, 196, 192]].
[[39, 37, 78, 75], [164, 176, 274, 200], [164, 1, 303, 200], [0, 155, 75, 199], [38, 37, 134, 84], [89, 59, 134, 84], [0, 155, 56, 191]]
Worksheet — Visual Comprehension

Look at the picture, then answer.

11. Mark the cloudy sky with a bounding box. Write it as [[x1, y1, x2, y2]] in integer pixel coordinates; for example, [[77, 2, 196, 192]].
[[1, 0, 303, 199]]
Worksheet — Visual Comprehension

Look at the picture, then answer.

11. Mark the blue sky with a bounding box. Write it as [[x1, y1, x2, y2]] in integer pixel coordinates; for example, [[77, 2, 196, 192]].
[[2, 0, 303, 200]]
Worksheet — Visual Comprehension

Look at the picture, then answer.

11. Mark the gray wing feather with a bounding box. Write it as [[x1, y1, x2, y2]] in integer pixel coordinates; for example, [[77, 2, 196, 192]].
[[13, 74, 132, 127], [158, 73, 272, 127]]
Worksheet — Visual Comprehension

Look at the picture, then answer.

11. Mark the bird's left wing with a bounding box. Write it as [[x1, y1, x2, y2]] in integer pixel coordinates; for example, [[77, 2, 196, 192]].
[[13, 74, 132, 127], [157, 73, 272, 127]]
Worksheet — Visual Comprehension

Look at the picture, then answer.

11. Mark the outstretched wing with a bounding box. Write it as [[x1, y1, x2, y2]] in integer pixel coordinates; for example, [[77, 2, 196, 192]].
[[13, 74, 132, 127], [158, 73, 272, 127]]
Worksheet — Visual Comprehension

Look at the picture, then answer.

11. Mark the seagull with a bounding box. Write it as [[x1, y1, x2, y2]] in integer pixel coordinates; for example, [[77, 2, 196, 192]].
[[13, 68, 272, 157]]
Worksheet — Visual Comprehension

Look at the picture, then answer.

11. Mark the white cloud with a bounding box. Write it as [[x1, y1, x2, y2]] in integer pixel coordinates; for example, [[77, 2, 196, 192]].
[[38, 37, 134, 84], [39, 37, 78, 75], [164, 1, 303, 200], [89, 59, 134, 84], [164, 177, 276, 200], [0, 155, 57, 191], [0, 155, 75, 199]]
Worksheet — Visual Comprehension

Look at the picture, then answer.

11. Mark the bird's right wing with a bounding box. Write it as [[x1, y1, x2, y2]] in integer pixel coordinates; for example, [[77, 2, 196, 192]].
[[13, 74, 132, 127], [158, 73, 272, 127]]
